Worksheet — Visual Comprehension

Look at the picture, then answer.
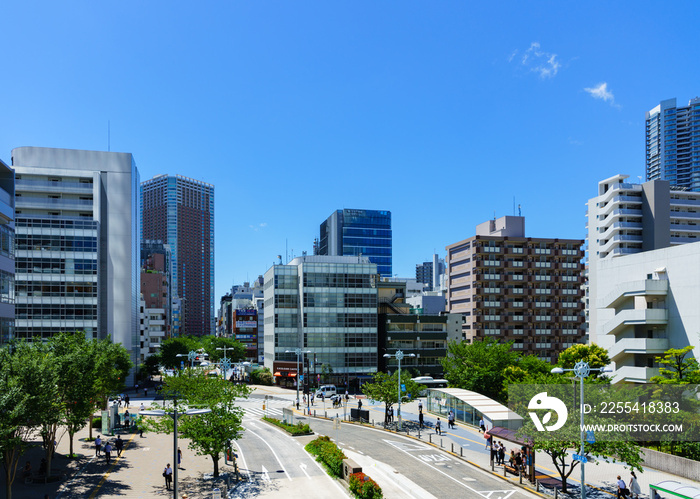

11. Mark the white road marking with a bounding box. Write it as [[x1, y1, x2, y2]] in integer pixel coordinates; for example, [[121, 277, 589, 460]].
[[479, 491, 516, 499], [236, 441, 251, 479], [299, 463, 311, 479], [261, 465, 271, 482], [244, 425, 292, 481]]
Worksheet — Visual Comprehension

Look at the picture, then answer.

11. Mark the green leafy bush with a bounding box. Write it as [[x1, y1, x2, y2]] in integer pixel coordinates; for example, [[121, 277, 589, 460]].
[[262, 416, 312, 435], [305, 436, 346, 478], [250, 367, 273, 385], [92, 417, 102, 427], [349, 472, 383, 499]]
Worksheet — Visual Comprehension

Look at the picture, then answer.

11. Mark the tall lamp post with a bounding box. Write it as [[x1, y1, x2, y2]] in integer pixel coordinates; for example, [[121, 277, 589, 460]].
[[286, 348, 311, 407], [551, 361, 612, 499], [383, 350, 415, 430], [141, 401, 211, 499]]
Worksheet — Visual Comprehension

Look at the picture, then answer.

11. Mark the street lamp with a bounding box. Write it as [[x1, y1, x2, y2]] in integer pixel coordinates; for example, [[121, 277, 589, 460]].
[[286, 348, 311, 407], [176, 350, 197, 369], [220, 358, 232, 381], [551, 361, 612, 499], [383, 350, 415, 430], [141, 402, 211, 499]]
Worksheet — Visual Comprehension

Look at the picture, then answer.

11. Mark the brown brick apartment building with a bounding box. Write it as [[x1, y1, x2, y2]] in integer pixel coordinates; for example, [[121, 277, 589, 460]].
[[446, 216, 584, 362]]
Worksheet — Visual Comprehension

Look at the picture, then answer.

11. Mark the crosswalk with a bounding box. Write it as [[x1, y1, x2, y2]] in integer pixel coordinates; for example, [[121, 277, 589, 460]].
[[242, 399, 293, 419]]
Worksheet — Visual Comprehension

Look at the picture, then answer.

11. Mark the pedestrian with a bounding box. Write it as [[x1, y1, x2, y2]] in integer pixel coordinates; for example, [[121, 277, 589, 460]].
[[418, 400, 423, 413], [311, 393, 314, 405], [448, 410, 455, 429], [616, 475, 628, 499], [117, 395, 122, 407], [163, 463, 173, 490], [435, 418, 442, 435], [177, 447, 182, 468], [629, 471, 640, 499], [498, 442, 505, 465], [135, 383, 139, 395], [296, 398, 300, 410], [144, 387, 148, 397], [358, 399, 362, 410], [479, 418, 486, 433], [139, 425, 144, 438], [485, 433, 492, 450], [95, 435, 102, 456], [419, 411, 424, 428], [104, 441, 113, 464], [125, 395, 130, 407], [115, 435, 124, 456], [140, 402, 145, 412], [514, 451, 523, 476]]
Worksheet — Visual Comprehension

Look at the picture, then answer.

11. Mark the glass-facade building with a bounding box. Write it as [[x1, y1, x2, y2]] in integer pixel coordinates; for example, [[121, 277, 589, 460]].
[[646, 97, 700, 191], [141, 175, 215, 336], [318, 209, 392, 277], [0, 159, 14, 345], [264, 255, 378, 383]]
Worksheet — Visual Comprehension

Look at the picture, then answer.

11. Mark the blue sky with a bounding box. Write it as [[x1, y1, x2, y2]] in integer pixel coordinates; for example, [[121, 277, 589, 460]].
[[2, 1, 700, 302]]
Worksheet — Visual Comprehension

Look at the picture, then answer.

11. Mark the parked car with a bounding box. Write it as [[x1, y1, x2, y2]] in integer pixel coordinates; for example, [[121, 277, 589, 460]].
[[315, 385, 337, 399]]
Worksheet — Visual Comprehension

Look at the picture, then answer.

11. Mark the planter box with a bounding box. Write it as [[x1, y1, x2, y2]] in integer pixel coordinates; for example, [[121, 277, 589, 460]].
[[343, 458, 362, 482]]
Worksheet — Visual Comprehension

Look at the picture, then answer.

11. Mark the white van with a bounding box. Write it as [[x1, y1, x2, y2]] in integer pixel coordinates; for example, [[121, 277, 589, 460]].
[[315, 385, 337, 399]]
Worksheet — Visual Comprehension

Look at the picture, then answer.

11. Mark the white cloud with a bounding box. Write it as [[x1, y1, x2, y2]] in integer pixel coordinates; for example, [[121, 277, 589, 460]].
[[584, 82, 620, 108], [249, 222, 268, 232], [511, 42, 561, 79]]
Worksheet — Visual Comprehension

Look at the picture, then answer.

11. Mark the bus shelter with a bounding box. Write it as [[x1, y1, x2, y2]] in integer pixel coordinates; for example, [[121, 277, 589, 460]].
[[426, 388, 523, 431]]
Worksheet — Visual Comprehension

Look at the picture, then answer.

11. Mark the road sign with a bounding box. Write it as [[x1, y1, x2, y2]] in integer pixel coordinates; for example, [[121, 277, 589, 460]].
[[586, 431, 595, 443], [401, 384, 406, 392], [299, 375, 304, 381], [573, 454, 588, 463]]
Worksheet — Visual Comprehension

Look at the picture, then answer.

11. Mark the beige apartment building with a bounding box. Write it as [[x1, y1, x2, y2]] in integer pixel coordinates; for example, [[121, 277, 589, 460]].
[[446, 216, 585, 362]]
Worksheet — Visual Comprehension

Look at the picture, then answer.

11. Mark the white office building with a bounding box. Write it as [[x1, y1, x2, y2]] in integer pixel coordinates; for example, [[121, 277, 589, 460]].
[[12, 147, 140, 377], [587, 174, 700, 382]]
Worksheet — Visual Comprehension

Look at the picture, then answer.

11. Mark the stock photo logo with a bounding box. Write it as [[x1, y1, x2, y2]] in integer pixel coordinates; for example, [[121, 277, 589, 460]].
[[528, 392, 568, 432]]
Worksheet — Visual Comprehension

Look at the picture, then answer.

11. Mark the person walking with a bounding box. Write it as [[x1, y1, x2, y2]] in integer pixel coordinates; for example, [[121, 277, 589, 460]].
[[418, 400, 423, 413], [498, 442, 505, 465], [144, 387, 148, 397], [104, 441, 113, 464], [115, 435, 124, 457], [629, 471, 641, 499], [140, 402, 145, 412], [479, 418, 486, 433], [177, 448, 182, 468], [616, 475, 628, 499], [125, 395, 130, 407], [358, 399, 362, 410], [95, 435, 102, 457], [163, 463, 173, 490], [435, 418, 442, 435], [448, 410, 455, 429], [419, 411, 424, 429]]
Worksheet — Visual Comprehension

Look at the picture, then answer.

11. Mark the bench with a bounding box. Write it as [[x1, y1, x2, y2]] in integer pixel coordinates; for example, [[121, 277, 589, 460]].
[[503, 465, 520, 477]]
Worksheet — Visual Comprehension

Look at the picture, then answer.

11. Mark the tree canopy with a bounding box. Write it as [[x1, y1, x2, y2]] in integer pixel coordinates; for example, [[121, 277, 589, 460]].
[[650, 346, 700, 384], [362, 371, 422, 424]]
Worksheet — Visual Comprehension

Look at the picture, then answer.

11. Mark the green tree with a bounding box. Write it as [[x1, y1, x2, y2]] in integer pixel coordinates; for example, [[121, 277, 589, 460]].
[[200, 336, 246, 363], [140, 353, 162, 381], [556, 344, 611, 377], [650, 346, 700, 384], [0, 345, 32, 499], [50, 332, 99, 458], [89, 337, 132, 439], [144, 371, 250, 477], [159, 336, 202, 369], [442, 338, 520, 403], [362, 371, 422, 425], [250, 367, 273, 385], [320, 363, 333, 385]]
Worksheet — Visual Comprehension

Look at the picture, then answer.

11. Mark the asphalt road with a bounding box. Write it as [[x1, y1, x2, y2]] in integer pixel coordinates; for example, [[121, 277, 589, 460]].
[[236, 396, 539, 499]]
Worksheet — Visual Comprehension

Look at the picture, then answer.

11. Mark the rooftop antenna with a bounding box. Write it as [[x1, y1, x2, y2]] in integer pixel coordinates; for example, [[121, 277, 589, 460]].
[[518, 204, 522, 216]]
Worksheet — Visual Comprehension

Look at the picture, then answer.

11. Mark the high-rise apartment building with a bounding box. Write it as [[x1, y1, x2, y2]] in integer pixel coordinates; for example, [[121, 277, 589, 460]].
[[0, 159, 14, 345], [646, 97, 700, 190], [587, 174, 700, 382], [11, 147, 140, 372], [264, 255, 378, 391], [317, 209, 392, 277], [446, 216, 585, 362], [141, 175, 214, 336], [416, 254, 445, 291]]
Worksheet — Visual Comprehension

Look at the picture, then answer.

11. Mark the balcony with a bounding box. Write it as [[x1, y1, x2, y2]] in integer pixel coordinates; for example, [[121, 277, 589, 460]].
[[600, 308, 668, 337], [611, 366, 661, 384], [608, 337, 669, 362], [599, 279, 668, 309], [16, 179, 94, 194], [598, 234, 643, 255]]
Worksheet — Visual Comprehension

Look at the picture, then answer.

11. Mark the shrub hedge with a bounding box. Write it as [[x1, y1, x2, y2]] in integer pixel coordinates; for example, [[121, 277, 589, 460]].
[[349, 472, 383, 499], [304, 435, 346, 478], [262, 416, 312, 435]]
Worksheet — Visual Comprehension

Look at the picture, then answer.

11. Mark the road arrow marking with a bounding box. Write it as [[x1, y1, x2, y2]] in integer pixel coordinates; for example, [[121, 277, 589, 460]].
[[261, 465, 271, 482], [479, 490, 516, 499], [300, 463, 311, 479]]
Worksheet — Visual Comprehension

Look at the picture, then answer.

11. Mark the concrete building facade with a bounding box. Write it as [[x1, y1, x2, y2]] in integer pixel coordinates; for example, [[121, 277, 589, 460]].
[[11, 147, 140, 374], [446, 216, 585, 362], [646, 97, 700, 190], [141, 175, 214, 336]]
